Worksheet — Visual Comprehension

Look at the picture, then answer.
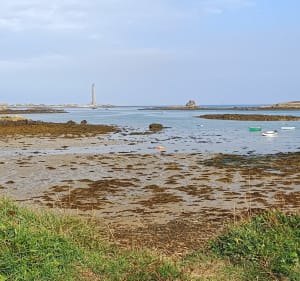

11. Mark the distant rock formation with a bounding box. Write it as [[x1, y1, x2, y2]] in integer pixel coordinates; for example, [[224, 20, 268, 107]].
[[185, 100, 197, 108], [198, 114, 300, 121], [275, 101, 300, 108], [260, 101, 300, 110], [149, 123, 164, 132], [0, 115, 30, 122], [0, 103, 8, 110]]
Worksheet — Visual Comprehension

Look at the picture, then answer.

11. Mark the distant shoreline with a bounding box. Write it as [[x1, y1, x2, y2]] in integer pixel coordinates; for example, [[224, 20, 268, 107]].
[[1, 101, 300, 111], [141, 105, 300, 111], [141, 101, 300, 111], [0, 108, 67, 114]]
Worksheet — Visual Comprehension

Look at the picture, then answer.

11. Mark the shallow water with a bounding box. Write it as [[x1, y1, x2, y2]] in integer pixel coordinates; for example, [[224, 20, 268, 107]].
[[1, 108, 299, 253], [20, 107, 300, 155]]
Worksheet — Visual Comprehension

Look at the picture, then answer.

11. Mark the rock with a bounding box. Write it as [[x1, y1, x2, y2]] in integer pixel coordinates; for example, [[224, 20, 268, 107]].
[[80, 120, 88, 125], [0, 115, 29, 122], [149, 123, 163, 132], [185, 100, 197, 108], [198, 114, 300, 121]]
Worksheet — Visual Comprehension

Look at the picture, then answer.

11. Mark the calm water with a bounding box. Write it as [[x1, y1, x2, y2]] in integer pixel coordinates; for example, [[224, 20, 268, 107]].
[[21, 107, 300, 155]]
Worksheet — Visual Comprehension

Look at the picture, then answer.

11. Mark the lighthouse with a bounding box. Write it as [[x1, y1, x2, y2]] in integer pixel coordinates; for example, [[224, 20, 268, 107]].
[[91, 83, 96, 107]]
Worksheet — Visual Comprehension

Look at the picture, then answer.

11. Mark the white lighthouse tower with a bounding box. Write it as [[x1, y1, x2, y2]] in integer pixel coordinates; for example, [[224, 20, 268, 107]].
[[91, 83, 96, 107]]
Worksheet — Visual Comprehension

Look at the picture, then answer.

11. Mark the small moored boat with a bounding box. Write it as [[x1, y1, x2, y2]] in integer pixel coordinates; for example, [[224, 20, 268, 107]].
[[249, 126, 262, 132], [281, 126, 296, 130], [261, 130, 278, 137]]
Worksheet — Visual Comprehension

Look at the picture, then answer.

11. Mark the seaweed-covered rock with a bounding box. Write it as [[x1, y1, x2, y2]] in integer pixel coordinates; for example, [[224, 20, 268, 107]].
[[149, 123, 163, 132], [66, 120, 76, 126], [198, 114, 300, 121], [0, 120, 118, 137]]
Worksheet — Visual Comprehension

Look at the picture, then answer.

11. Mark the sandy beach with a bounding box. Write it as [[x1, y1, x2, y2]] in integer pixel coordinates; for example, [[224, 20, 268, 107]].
[[1, 129, 299, 255]]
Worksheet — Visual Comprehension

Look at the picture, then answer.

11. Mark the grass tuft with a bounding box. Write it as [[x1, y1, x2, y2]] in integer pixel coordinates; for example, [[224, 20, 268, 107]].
[[0, 199, 184, 280], [208, 210, 300, 280], [0, 198, 299, 280]]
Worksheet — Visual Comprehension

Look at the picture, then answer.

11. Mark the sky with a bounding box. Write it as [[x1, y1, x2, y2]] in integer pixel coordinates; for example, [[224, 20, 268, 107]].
[[0, 0, 300, 106]]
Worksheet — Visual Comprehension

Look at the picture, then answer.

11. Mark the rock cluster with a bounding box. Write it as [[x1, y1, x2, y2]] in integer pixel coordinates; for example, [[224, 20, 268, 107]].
[[185, 100, 197, 108], [198, 114, 300, 121]]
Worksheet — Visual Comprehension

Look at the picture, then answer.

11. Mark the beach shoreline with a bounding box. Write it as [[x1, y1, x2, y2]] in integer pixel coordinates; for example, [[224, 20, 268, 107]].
[[1, 130, 299, 254]]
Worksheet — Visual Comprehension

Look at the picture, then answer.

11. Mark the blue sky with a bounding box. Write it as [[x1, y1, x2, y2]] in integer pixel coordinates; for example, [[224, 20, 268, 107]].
[[0, 0, 299, 105]]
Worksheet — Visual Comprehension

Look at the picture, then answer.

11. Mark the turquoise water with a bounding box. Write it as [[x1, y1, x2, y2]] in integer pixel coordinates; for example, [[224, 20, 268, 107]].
[[22, 107, 300, 155]]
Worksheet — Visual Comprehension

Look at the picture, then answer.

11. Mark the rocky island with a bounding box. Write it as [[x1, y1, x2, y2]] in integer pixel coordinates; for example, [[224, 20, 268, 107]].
[[197, 113, 300, 121], [258, 101, 300, 110], [141, 100, 203, 110], [0, 117, 118, 137]]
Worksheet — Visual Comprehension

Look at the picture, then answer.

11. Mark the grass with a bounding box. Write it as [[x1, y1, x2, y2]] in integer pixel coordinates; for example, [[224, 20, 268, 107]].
[[208, 210, 300, 280], [0, 198, 299, 280], [0, 199, 183, 281]]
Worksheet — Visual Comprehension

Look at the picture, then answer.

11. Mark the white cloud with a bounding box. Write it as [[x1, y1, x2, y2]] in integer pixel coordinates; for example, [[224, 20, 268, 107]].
[[0, 0, 255, 32], [0, 0, 88, 31], [190, 0, 255, 16]]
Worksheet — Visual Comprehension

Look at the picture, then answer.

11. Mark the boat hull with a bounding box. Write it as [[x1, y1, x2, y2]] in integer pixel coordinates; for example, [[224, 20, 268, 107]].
[[261, 130, 278, 137], [281, 126, 296, 130], [249, 127, 262, 132]]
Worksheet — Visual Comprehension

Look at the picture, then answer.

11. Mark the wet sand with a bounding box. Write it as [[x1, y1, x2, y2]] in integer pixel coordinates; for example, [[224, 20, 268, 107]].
[[1, 133, 299, 255]]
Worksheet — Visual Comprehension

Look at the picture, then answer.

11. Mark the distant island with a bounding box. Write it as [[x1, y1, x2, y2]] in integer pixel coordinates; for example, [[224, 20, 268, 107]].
[[141, 101, 300, 111], [258, 101, 300, 110]]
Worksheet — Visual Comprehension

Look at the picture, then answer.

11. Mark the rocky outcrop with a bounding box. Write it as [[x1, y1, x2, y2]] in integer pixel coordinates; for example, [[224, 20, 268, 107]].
[[0, 104, 8, 110], [0, 115, 29, 122], [149, 123, 164, 132], [198, 114, 300, 121], [0, 120, 119, 137], [260, 101, 300, 110], [185, 100, 197, 108]]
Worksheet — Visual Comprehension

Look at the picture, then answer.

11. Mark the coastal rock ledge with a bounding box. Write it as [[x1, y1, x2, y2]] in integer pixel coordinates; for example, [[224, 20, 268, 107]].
[[260, 101, 300, 110], [198, 114, 300, 121], [185, 100, 197, 108]]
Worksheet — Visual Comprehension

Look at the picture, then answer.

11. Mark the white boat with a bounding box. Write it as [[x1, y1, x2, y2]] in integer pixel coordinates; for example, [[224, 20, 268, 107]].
[[281, 126, 296, 130], [261, 130, 278, 137]]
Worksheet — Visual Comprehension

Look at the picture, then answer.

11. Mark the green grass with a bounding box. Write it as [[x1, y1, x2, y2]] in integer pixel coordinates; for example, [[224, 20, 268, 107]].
[[0, 199, 184, 281], [208, 210, 300, 280], [0, 198, 299, 280]]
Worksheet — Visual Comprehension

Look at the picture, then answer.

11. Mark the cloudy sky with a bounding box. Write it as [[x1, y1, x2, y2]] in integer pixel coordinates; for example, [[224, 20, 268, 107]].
[[0, 0, 299, 105]]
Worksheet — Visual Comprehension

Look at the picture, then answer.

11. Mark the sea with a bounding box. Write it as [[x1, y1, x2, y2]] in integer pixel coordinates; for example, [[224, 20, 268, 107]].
[[15, 106, 300, 155]]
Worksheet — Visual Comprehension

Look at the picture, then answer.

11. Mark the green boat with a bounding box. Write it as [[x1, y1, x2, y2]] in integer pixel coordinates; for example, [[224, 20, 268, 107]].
[[249, 126, 262, 132]]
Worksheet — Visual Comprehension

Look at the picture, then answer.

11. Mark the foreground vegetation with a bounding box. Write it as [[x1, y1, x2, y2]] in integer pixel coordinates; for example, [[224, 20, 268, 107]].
[[208, 211, 300, 280], [0, 198, 299, 280]]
